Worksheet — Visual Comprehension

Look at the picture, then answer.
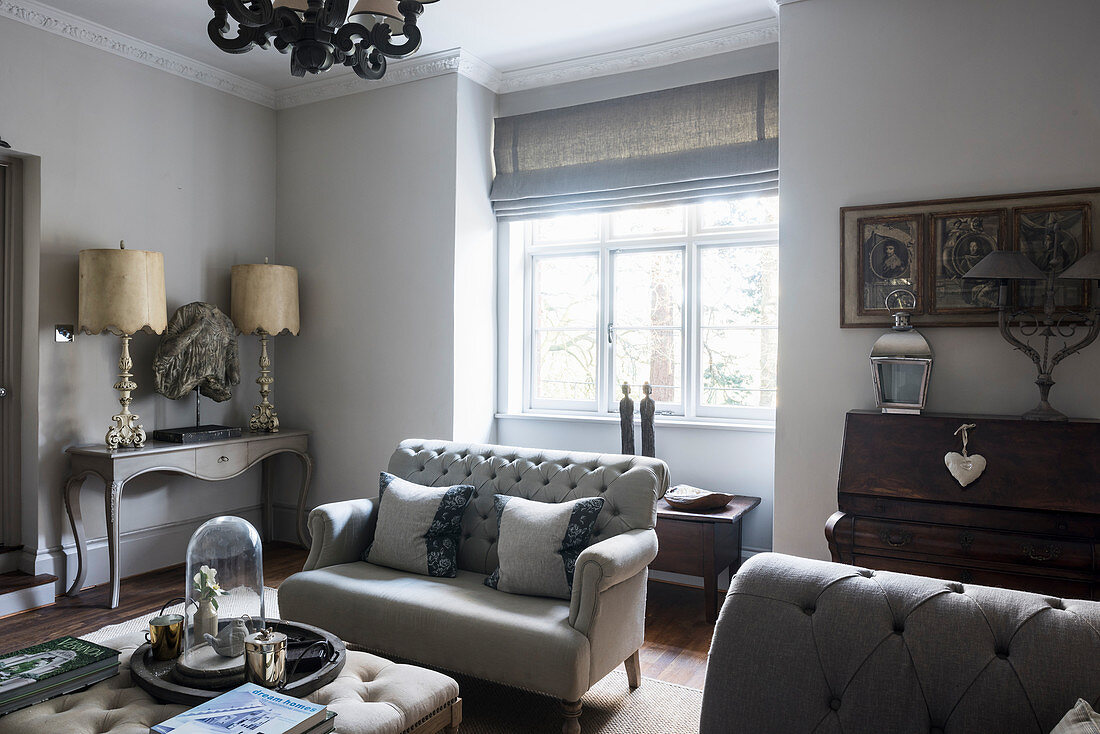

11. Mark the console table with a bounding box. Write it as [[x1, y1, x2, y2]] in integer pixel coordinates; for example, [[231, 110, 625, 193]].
[[63, 430, 313, 608], [651, 495, 761, 623]]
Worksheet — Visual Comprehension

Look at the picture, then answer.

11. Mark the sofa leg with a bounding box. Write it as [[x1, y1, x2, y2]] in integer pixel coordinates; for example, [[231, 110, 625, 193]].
[[624, 649, 641, 689], [561, 699, 581, 734]]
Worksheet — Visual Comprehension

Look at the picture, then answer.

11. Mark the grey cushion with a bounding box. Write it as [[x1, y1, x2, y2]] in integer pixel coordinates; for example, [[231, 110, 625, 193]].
[[1052, 700, 1100, 734], [701, 553, 1100, 734], [363, 472, 473, 578], [386, 439, 669, 575], [485, 494, 604, 600], [279, 560, 592, 700]]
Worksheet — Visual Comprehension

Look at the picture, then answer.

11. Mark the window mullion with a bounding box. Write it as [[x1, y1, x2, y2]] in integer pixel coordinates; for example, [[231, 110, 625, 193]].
[[685, 236, 698, 420], [598, 215, 613, 415]]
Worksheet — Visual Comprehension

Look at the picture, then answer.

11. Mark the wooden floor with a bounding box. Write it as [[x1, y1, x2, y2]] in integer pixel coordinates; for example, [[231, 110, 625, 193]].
[[0, 542, 716, 689]]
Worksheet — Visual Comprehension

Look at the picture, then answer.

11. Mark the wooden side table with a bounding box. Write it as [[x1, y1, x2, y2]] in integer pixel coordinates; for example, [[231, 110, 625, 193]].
[[651, 495, 761, 623], [63, 429, 313, 608]]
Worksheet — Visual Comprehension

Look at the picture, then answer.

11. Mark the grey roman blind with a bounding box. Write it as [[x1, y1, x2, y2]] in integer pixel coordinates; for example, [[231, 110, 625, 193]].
[[490, 70, 778, 220]]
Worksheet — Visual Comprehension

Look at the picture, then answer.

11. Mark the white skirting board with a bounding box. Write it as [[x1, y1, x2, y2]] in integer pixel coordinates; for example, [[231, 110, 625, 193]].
[[27, 503, 302, 600]]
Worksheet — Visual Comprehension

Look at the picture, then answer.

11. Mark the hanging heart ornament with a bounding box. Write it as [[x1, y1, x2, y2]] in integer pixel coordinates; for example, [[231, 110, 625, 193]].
[[944, 423, 986, 488]]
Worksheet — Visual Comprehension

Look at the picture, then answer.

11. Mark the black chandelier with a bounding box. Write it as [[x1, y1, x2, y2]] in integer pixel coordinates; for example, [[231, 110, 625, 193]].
[[207, 0, 437, 80]]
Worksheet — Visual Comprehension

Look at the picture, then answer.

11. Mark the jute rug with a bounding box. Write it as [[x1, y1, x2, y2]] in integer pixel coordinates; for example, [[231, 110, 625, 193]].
[[83, 589, 704, 734]]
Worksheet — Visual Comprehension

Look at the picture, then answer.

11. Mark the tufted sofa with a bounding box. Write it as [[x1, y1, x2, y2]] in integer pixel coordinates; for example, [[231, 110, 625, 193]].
[[278, 439, 669, 734], [701, 553, 1100, 733]]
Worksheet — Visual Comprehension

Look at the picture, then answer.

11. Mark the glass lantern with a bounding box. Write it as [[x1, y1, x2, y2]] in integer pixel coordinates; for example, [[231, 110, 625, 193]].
[[180, 516, 266, 671], [870, 310, 933, 414]]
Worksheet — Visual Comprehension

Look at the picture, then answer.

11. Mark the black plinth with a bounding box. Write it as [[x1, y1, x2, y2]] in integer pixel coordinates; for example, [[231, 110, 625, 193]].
[[151, 425, 243, 443]]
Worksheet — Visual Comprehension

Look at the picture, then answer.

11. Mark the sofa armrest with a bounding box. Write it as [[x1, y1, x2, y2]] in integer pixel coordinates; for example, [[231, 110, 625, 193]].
[[302, 499, 378, 572], [569, 528, 658, 635]]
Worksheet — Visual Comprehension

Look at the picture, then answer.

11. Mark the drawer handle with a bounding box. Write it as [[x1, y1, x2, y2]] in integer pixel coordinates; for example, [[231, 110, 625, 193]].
[[1021, 543, 1061, 562], [879, 529, 913, 547], [960, 532, 975, 551], [218, 456, 230, 463]]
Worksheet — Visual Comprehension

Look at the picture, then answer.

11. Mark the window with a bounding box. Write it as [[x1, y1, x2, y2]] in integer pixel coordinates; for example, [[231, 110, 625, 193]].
[[514, 196, 778, 421]]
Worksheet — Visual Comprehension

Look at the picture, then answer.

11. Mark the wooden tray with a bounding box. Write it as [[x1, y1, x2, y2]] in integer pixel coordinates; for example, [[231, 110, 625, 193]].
[[130, 619, 346, 706], [663, 485, 735, 512]]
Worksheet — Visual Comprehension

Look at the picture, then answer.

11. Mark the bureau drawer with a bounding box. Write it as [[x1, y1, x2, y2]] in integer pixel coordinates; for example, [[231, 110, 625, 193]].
[[853, 517, 1094, 572], [195, 444, 250, 480], [852, 553, 1095, 600]]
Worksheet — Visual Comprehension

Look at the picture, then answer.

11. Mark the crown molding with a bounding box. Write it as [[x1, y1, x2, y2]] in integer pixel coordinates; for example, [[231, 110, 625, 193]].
[[273, 49, 501, 109], [0, 0, 276, 107], [496, 18, 779, 94]]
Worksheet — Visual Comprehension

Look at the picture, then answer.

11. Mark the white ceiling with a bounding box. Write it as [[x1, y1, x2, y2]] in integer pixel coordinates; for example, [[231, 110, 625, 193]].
[[31, 0, 776, 91]]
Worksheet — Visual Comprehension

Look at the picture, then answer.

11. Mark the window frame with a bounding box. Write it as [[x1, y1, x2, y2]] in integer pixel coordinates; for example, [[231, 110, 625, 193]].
[[519, 201, 778, 422]]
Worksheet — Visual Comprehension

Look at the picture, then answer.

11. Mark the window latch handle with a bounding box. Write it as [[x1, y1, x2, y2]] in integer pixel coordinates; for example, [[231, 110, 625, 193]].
[[607, 322, 614, 344]]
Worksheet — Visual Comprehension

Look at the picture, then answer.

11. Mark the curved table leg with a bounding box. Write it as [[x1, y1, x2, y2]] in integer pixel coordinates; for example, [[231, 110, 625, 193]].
[[105, 480, 125, 609], [294, 451, 314, 549], [64, 473, 91, 597]]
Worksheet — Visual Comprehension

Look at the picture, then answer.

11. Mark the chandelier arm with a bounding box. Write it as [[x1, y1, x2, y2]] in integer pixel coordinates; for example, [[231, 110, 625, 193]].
[[333, 21, 371, 54], [267, 7, 303, 52], [208, 6, 263, 53], [319, 0, 351, 32], [351, 48, 387, 80], [373, 23, 422, 58], [222, 0, 275, 28]]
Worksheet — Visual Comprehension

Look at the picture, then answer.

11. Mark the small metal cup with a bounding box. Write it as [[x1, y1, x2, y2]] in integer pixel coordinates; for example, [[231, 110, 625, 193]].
[[146, 614, 184, 661], [244, 628, 287, 689]]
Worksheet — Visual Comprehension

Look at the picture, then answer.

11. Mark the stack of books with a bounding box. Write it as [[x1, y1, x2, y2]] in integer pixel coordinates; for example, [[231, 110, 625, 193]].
[[0, 636, 120, 715], [152, 683, 336, 734]]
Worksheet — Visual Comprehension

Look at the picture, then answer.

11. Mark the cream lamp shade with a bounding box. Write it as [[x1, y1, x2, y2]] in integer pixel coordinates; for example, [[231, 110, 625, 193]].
[[78, 247, 167, 336], [349, 0, 404, 32], [231, 264, 300, 336]]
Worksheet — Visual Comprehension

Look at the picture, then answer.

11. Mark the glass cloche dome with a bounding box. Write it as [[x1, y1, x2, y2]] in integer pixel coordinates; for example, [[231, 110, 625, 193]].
[[180, 516, 266, 672]]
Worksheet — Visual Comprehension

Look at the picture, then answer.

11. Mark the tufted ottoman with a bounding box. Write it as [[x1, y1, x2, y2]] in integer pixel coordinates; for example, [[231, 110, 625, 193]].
[[0, 633, 461, 734]]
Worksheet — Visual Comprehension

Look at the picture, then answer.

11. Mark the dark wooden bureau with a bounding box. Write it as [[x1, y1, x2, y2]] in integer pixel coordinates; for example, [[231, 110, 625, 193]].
[[826, 410, 1100, 600]]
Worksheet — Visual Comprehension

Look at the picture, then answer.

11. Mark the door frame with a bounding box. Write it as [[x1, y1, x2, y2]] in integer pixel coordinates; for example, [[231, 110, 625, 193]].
[[0, 155, 23, 550]]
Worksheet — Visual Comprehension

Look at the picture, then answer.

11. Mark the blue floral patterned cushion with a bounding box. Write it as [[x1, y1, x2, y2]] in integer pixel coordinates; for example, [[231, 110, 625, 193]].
[[484, 494, 604, 599], [363, 472, 474, 578]]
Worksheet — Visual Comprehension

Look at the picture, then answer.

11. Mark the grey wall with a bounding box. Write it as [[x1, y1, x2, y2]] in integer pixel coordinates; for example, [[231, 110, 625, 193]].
[[273, 74, 467, 510], [774, 0, 1100, 559], [453, 76, 498, 445], [0, 17, 277, 586]]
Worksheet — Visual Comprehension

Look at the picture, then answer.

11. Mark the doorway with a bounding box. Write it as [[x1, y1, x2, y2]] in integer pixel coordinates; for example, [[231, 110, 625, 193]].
[[0, 155, 23, 551]]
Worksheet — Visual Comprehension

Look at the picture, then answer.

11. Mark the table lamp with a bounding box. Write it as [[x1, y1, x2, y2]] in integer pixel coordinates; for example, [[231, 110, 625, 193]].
[[231, 261, 300, 433], [963, 249, 1097, 421], [78, 241, 167, 449]]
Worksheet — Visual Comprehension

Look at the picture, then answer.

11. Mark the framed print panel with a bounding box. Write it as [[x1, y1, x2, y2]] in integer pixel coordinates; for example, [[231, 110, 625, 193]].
[[929, 209, 1006, 314], [841, 187, 1100, 327], [857, 215, 921, 314], [1013, 202, 1091, 311]]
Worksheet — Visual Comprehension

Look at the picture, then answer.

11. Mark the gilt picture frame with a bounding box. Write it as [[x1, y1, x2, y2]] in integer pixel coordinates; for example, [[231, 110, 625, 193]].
[[841, 187, 1100, 327]]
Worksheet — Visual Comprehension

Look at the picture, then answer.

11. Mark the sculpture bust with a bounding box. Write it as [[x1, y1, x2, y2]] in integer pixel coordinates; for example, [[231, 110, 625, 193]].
[[153, 302, 240, 402]]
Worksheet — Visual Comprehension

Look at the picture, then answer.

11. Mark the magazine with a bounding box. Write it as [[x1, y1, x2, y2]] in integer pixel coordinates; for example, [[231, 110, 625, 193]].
[[0, 664, 119, 716], [151, 683, 328, 734], [0, 636, 119, 700]]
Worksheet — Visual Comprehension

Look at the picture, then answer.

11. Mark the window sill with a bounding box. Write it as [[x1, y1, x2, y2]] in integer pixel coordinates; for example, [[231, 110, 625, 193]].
[[495, 412, 776, 433]]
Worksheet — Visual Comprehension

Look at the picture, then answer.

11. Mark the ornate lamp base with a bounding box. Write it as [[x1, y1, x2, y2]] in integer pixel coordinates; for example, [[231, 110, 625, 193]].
[[106, 335, 147, 449], [249, 333, 280, 433]]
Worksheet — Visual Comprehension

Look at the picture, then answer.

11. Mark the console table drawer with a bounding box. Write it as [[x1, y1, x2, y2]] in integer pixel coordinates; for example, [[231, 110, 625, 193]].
[[195, 444, 249, 479], [853, 518, 1094, 572]]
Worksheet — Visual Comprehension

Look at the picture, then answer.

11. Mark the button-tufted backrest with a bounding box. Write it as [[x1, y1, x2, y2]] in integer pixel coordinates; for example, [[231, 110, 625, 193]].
[[701, 553, 1100, 734], [387, 439, 670, 575]]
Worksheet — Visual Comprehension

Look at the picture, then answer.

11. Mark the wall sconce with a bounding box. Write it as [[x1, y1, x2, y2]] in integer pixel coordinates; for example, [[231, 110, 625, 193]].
[[964, 250, 1100, 421], [869, 291, 933, 414], [78, 241, 168, 448]]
